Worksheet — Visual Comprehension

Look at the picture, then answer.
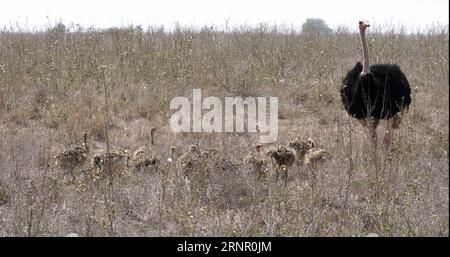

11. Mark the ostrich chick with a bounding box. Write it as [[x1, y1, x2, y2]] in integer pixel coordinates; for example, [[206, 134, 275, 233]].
[[303, 148, 330, 192], [131, 148, 159, 173], [54, 132, 89, 182], [201, 148, 219, 159], [244, 143, 269, 181], [180, 144, 202, 179], [179, 144, 214, 198], [304, 148, 330, 167], [266, 145, 296, 187], [91, 148, 130, 180], [288, 137, 315, 163]]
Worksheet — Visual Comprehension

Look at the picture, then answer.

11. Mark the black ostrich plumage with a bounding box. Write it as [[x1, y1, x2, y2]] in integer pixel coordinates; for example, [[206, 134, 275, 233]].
[[340, 62, 411, 120]]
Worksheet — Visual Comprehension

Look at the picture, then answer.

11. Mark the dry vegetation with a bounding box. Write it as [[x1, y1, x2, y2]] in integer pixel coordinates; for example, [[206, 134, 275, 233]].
[[0, 23, 448, 236]]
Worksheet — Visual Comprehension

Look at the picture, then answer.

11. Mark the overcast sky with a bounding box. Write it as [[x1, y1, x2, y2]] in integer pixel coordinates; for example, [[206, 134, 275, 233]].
[[1, 0, 448, 32]]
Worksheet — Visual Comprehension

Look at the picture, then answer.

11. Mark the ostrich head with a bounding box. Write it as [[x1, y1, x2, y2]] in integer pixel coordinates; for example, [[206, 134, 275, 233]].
[[83, 132, 88, 145], [133, 149, 145, 158], [150, 127, 157, 145], [255, 143, 264, 152], [265, 148, 275, 158], [208, 148, 218, 156], [170, 146, 176, 157], [82, 132, 89, 151], [201, 148, 218, 159], [189, 144, 200, 154], [317, 149, 331, 159], [92, 155, 102, 168], [306, 138, 315, 148], [359, 20, 370, 31]]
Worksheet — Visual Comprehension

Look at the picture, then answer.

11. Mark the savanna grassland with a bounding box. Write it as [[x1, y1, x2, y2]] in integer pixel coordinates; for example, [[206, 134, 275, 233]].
[[0, 23, 448, 236]]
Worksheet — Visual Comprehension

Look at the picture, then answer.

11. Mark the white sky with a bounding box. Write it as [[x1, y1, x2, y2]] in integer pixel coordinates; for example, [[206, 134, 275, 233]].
[[0, 0, 448, 32]]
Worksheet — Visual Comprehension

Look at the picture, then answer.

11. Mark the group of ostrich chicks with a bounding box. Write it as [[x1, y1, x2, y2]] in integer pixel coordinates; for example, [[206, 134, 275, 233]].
[[53, 129, 330, 189], [53, 130, 159, 183], [245, 138, 330, 187]]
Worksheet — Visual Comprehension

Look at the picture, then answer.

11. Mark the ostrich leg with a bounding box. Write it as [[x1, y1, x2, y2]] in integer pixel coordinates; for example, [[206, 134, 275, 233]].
[[70, 170, 76, 184], [359, 118, 378, 162], [284, 172, 288, 187], [309, 167, 317, 195], [383, 118, 394, 161], [382, 118, 396, 192], [367, 118, 379, 163], [366, 118, 380, 190], [369, 125, 378, 160]]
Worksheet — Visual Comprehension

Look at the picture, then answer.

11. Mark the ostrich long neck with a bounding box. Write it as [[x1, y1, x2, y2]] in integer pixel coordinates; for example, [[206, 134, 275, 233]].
[[360, 29, 369, 74]]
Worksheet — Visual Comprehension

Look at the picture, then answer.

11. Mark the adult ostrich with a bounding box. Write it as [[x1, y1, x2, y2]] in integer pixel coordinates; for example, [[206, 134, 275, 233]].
[[340, 20, 411, 160]]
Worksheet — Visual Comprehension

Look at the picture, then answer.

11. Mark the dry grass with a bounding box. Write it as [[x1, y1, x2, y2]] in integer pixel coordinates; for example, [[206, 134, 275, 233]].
[[0, 23, 448, 236]]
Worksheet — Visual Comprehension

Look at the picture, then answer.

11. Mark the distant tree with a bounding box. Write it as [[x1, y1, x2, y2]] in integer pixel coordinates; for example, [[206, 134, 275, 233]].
[[301, 18, 332, 34], [52, 22, 67, 34]]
